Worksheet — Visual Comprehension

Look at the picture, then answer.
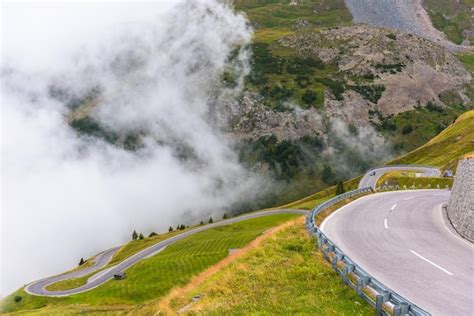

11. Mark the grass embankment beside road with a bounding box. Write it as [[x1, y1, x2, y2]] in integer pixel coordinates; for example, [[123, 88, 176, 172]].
[[389, 110, 474, 171], [1, 214, 299, 314], [43, 228, 196, 292], [377, 171, 453, 190], [150, 217, 372, 315], [279, 176, 362, 210]]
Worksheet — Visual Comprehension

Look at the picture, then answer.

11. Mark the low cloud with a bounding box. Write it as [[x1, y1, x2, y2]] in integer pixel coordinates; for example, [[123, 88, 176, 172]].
[[1, 0, 256, 295], [325, 118, 393, 178]]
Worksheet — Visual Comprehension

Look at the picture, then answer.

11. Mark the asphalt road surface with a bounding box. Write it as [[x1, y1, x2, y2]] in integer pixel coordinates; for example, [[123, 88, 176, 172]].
[[25, 209, 306, 296], [358, 165, 440, 190], [320, 190, 474, 315]]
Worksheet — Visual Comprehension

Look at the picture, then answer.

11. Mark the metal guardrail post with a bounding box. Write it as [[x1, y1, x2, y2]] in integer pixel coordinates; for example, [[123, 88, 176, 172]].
[[317, 235, 324, 249], [394, 306, 401, 316], [356, 277, 369, 295], [400, 302, 409, 314], [376, 295, 384, 316], [333, 253, 342, 269], [324, 244, 334, 260], [342, 263, 353, 285], [376, 290, 391, 316]]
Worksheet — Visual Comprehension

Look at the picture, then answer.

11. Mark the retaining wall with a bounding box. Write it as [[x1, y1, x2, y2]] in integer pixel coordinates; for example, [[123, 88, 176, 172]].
[[447, 158, 474, 242]]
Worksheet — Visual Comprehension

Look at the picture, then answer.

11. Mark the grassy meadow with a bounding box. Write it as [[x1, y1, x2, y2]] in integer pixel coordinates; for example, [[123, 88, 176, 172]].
[[377, 171, 453, 190], [389, 110, 474, 171], [157, 218, 373, 315], [1, 214, 299, 314]]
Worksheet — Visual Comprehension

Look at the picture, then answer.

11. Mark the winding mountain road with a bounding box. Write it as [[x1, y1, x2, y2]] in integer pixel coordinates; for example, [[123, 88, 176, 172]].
[[25, 209, 306, 296], [321, 190, 474, 315], [358, 165, 440, 190], [27, 162, 466, 312]]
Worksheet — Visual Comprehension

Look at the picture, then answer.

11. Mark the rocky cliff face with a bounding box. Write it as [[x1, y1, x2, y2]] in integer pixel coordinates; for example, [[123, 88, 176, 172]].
[[280, 25, 471, 115], [228, 25, 471, 142], [344, 0, 472, 51]]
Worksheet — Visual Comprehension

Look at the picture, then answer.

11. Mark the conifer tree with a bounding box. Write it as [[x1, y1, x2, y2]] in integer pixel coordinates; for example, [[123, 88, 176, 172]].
[[336, 181, 345, 195]]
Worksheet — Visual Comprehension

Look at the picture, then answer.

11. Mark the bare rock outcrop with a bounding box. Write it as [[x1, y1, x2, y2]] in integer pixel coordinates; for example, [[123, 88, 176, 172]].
[[280, 25, 472, 120]]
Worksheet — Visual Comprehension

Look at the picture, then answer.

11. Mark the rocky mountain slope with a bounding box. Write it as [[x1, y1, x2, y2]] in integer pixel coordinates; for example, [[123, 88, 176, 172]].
[[423, 0, 474, 46], [230, 25, 471, 141], [344, 0, 473, 51], [68, 0, 474, 208]]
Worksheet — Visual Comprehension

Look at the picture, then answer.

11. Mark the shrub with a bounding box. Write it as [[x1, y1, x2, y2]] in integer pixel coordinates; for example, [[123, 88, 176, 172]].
[[14, 295, 22, 303], [70, 117, 118, 144], [336, 181, 345, 195], [149, 232, 158, 237], [322, 165, 335, 184], [380, 119, 397, 132], [301, 90, 317, 105], [348, 84, 385, 104], [426, 101, 444, 113], [250, 43, 283, 75], [295, 75, 310, 88], [262, 85, 294, 101], [315, 78, 345, 101], [375, 63, 405, 73], [286, 57, 324, 75], [402, 124, 414, 134]]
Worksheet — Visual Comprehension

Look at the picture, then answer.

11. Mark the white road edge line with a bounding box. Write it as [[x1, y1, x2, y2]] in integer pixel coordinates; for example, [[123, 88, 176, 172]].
[[384, 218, 389, 229], [410, 250, 454, 276]]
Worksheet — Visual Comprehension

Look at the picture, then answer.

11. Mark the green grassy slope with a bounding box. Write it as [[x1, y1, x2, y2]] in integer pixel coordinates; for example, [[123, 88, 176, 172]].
[[235, 0, 351, 30], [423, 0, 473, 45], [1, 214, 298, 314], [377, 171, 453, 190], [389, 110, 474, 171], [44, 228, 203, 292], [164, 220, 373, 315]]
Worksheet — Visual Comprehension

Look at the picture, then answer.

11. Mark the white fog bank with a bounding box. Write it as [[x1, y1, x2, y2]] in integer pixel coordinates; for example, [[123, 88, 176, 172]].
[[1, 0, 256, 295]]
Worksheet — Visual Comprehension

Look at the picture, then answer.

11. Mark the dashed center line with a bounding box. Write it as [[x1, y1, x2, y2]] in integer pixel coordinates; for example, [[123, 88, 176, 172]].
[[384, 218, 389, 229], [390, 204, 397, 211], [410, 250, 453, 276], [403, 196, 416, 201]]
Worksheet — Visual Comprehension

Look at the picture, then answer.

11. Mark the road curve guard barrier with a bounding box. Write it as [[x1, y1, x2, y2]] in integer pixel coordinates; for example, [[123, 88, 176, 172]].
[[306, 187, 431, 316]]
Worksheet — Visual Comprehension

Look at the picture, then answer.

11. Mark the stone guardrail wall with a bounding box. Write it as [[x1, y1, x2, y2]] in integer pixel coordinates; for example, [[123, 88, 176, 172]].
[[306, 187, 431, 316], [447, 158, 474, 242]]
